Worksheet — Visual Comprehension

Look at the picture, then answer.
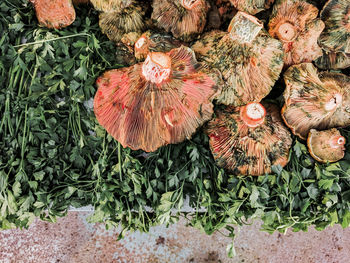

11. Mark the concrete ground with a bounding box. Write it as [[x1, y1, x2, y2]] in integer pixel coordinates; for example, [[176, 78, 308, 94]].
[[0, 212, 350, 263]]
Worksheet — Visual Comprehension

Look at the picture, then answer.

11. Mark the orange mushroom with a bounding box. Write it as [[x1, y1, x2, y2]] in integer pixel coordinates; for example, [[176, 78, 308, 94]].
[[229, 0, 274, 15], [193, 12, 284, 106], [206, 102, 292, 176], [134, 31, 185, 61], [151, 0, 210, 42], [318, 0, 350, 54], [268, 0, 324, 67], [282, 63, 350, 140], [307, 129, 346, 163], [94, 46, 221, 152], [30, 0, 76, 29]]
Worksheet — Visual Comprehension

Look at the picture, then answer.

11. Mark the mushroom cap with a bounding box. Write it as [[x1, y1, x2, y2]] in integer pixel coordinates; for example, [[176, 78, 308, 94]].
[[115, 42, 137, 66], [315, 50, 350, 70], [31, 0, 76, 29], [307, 128, 346, 163], [268, 0, 324, 67], [191, 30, 226, 58], [229, 0, 274, 15], [99, 2, 146, 42], [94, 46, 221, 152], [134, 31, 185, 61], [151, 0, 210, 42], [194, 12, 284, 106], [282, 63, 350, 140], [90, 0, 133, 12], [206, 102, 292, 176], [318, 0, 350, 53]]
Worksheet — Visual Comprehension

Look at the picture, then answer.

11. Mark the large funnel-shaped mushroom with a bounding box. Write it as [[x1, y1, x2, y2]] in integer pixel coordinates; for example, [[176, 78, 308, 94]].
[[30, 0, 76, 29], [319, 0, 350, 54], [193, 12, 284, 106], [206, 102, 292, 176], [134, 31, 185, 61], [94, 46, 221, 152], [91, 0, 146, 42], [268, 0, 324, 67], [229, 0, 274, 15], [307, 129, 346, 163], [151, 0, 210, 42], [315, 50, 350, 70], [282, 63, 350, 140]]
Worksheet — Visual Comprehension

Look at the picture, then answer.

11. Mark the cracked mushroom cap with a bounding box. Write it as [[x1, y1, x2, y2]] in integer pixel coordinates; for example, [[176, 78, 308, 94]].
[[134, 31, 185, 61], [229, 0, 274, 15], [307, 129, 346, 163], [282, 63, 350, 140], [319, 0, 350, 54], [30, 0, 76, 29], [94, 46, 221, 152], [96, 1, 146, 42], [193, 12, 284, 106], [315, 50, 350, 70], [206, 102, 292, 176], [151, 0, 210, 42], [268, 0, 324, 67]]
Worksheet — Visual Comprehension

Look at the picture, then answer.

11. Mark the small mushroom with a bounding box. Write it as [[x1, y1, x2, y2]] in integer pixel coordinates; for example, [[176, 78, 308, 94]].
[[315, 50, 350, 70], [282, 63, 350, 140], [134, 31, 185, 61], [318, 0, 350, 54], [307, 128, 346, 163], [206, 102, 292, 176], [30, 0, 76, 29], [91, 0, 146, 42], [151, 0, 210, 42], [268, 0, 324, 67], [94, 46, 221, 152], [193, 12, 284, 106], [229, 0, 274, 15]]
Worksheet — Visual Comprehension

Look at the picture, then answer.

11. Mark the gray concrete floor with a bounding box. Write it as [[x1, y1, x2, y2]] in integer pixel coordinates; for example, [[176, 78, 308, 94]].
[[0, 212, 350, 263]]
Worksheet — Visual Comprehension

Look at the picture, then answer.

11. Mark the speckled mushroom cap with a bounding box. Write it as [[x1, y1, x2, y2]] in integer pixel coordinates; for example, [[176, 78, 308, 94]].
[[315, 50, 350, 70], [30, 0, 76, 29], [268, 0, 324, 67], [193, 12, 284, 106], [191, 30, 226, 58], [134, 31, 185, 61], [229, 0, 274, 15], [318, 0, 350, 54], [98, 1, 146, 42], [94, 46, 221, 152], [282, 63, 350, 140], [206, 102, 292, 176], [151, 0, 210, 42], [307, 128, 346, 163]]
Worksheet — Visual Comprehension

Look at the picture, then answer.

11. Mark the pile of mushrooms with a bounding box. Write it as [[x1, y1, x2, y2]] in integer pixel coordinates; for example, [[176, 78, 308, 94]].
[[30, 0, 350, 175]]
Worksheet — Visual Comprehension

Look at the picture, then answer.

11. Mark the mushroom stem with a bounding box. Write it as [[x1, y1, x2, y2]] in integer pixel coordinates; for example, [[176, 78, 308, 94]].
[[142, 52, 172, 84], [240, 102, 266, 128], [228, 12, 263, 44], [329, 135, 346, 149], [181, 0, 200, 10], [277, 22, 297, 41], [324, 93, 342, 112]]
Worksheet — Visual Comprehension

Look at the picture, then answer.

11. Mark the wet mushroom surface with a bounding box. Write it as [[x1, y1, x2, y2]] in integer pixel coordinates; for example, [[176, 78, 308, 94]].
[[307, 128, 346, 163]]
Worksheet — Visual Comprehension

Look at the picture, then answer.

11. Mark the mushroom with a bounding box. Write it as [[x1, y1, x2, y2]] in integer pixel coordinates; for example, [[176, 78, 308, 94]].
[[206, 0, 236, 30], [192, 11, 284, 106], [91, 0, 147, 42], [318, 0, 350, 54], [282, 63, 350, 140], [134, 31, 185, 61], [30, 0, 76, 29], [94, 46, 221, 152], [206, 102, 292, 176], [268, 0, 324, 67], [151, 0, 210, 42], [315, 50, 350, 70], [307, 128, 346, 163], [229, 0, 274, 15]]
